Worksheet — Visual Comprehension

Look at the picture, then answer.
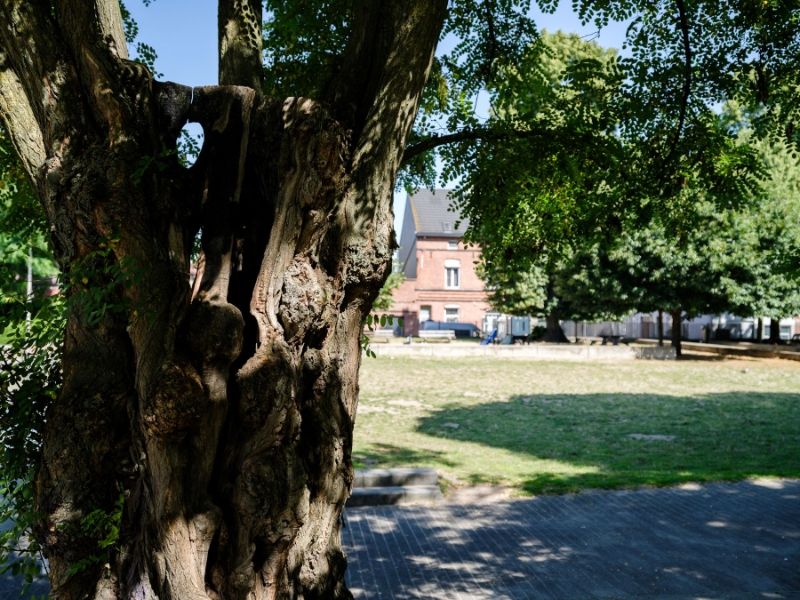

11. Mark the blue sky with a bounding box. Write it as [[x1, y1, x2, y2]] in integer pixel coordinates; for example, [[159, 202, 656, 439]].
[[126, 1, 628, 232], [126, 2, 628, 85]]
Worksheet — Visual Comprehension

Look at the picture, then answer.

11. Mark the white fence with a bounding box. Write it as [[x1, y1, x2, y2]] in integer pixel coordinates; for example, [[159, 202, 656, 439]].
[[563, 313, 797, 342]]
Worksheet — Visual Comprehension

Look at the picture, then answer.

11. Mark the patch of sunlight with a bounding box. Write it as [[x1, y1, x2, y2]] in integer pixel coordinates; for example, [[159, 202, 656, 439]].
[[678, 482, 703, 491], [521, 457, 601, 476], [518, 548, 572, 563], [750, 478, 786, 489], [439, 561, 485, 573], [663, 566, 706, 580], [443, 440, 603, 479], [365, 515, 397, 534], [408, 556, 436, 566]]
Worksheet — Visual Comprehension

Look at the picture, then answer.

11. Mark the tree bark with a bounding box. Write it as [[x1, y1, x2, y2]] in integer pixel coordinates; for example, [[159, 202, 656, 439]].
[[756, 316, 763, 342], [670, 308, 683, 357], [542, 312, 569, 343], [657, 309, 664, 346], [769, 317, 781, 344], [0, 1, 448, 598]]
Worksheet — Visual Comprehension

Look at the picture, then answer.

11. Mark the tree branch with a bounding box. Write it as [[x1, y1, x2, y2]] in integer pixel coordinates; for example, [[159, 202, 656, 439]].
[[401, 127, 545, 165], [339, 0, 449, 270], [0, 51, 46, 179], [326, 1, 448, 142], [97, 0, 128, 58], [0, 1, 74, 138], [57, 0, 128, 60], [401, 125, 608, 166], [218, 0, 263, 88], [672, 0, 692, 150], [56, 0, 149, 140]]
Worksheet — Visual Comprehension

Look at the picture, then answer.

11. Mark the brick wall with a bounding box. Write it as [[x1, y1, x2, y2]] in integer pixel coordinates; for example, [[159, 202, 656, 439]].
[[390, 237, 492, 335]]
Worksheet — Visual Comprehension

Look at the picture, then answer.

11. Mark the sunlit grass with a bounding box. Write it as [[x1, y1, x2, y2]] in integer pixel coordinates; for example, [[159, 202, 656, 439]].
[[354, 355, 800, 495]]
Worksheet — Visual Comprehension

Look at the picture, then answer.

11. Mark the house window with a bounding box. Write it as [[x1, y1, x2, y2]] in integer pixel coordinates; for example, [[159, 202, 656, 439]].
[[444, 306, 459, 323], [445, 267, 460, 288], [444, 259, 460, 289], [419, 305, 431, 322], [448, 240, 458, 249]]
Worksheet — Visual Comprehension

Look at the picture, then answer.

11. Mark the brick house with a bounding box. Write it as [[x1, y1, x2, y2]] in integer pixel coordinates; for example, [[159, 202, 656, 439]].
[[391, 189, 494, 336]]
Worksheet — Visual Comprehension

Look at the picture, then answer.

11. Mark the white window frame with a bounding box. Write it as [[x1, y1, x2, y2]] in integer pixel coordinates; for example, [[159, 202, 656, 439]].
[[444, 259, 460, 289], [419, 305, 432, 322], [444, 305, 459, 323]]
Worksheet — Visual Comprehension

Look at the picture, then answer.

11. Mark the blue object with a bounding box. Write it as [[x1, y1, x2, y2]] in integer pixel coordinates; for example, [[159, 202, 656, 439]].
[[480, 329, 498, 345], [421, 320, 480, 338]]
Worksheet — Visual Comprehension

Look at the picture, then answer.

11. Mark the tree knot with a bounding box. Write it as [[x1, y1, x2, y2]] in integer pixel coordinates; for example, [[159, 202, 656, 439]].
[[142, 360, 204, 437]]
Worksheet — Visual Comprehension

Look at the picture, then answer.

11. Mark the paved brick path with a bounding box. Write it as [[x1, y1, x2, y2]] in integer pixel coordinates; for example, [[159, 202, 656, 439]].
[[2, 480, 797, 598], [343, 479, 800, 599]]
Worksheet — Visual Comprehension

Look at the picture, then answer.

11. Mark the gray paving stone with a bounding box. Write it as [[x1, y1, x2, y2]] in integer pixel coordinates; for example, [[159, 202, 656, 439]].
[[343, 479, 800, 599], [4, 480, 798, 598], [355, 468, 439, 488], [348, 484, 443, 507]]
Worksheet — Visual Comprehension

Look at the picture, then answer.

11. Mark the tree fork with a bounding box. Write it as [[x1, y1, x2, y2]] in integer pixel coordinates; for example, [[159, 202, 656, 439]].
[[0, 0, 448, 597]]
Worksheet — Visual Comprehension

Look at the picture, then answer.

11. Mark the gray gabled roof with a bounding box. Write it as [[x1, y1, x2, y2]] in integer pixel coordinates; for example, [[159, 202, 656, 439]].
[[408, 189, 468, 238]]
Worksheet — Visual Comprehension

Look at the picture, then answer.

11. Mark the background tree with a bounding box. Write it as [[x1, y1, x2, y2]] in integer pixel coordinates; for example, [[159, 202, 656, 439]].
[[0, 127, 58, 328], [604, 200, 744, 356], [720, 134, 800, 342], [456, 30, 624, 342], [0, 123, 64, 595]]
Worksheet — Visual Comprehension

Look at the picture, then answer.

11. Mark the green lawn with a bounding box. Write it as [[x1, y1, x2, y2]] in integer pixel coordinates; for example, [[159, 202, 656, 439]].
[[354, 355, 800, 495]]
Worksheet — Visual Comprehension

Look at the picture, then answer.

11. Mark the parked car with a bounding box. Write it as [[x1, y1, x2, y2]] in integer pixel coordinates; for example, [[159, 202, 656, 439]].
[[790, 334, 800, 345], [420, 320, 480, 338]]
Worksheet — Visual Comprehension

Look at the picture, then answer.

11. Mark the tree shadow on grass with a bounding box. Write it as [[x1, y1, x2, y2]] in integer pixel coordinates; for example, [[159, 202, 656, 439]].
[[353, 443, 457, 470], [677, 351, 729, 361], [416, 392, 800, 494]]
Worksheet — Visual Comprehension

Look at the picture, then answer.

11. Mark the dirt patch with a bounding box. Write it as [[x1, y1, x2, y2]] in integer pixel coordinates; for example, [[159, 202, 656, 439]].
[[445, 484, 514, 504], [387, 399, 426, 409], [358, 405, 398, 415]]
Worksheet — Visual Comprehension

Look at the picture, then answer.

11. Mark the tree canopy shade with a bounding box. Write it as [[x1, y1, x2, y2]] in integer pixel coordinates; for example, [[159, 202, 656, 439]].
[[0, 1, 798, 598]]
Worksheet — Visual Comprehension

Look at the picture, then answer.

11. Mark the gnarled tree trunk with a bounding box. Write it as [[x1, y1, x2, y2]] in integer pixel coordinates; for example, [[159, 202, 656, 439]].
[[0, 1, 447, 598]]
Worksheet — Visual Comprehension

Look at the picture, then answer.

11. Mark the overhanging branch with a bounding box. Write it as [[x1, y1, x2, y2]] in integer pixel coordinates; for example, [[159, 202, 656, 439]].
[[0, 1, 79, 137], [401, 126, 556, 165], [0, 53, 46, 178]]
